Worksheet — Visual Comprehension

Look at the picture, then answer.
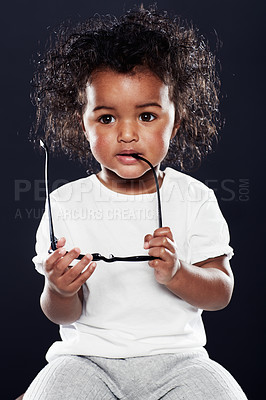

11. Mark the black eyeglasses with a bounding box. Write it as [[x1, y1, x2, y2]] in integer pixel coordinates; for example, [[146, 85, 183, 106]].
[[40, 139, 163, 263]]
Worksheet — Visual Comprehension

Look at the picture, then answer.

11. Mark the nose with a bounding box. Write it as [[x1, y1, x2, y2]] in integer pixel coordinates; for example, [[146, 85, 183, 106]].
[[117, 120, 139, 143]]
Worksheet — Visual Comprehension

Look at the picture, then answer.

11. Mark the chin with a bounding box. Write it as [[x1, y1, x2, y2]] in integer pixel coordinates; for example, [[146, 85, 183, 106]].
[[115, 171, 143, 180], [110, 166, 148, 181]]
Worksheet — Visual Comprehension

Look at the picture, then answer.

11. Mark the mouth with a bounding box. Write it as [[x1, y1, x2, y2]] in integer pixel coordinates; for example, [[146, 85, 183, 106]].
[[116, 151, 141, 164], [117, 150, 141, 157]]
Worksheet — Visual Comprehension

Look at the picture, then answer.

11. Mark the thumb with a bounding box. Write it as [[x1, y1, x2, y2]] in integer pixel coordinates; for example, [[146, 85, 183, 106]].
[[49, 237, 66, 251], [56, 237, 66, 248], [144, 234, 153, 249]]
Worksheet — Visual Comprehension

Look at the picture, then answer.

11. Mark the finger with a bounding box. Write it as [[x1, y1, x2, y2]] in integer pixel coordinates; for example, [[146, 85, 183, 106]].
[[49, 237, 66, 251], [148, 246, 173, 263], [153, 227, 174, 241], [144, 234, 153, 249], [45, 247, 67, 272], [53, 248, 81, 274], [56, 237, 66, 248], [62, 253, 93, 284], [66, 260, 97, 291], [148, 257, 162, 269], [148, 236, 176, 254]]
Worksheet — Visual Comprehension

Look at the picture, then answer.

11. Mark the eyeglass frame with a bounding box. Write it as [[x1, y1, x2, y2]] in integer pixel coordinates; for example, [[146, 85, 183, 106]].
[[40, 139, 163, 263]]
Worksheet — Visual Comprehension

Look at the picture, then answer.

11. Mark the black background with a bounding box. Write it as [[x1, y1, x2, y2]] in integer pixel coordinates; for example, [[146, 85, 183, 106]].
[[1, 1, 265, 399]]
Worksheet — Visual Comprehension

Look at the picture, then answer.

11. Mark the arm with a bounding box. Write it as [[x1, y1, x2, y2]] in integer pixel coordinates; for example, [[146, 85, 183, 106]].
[[144, 227, 234, 311], [40, 237, 97, 325]]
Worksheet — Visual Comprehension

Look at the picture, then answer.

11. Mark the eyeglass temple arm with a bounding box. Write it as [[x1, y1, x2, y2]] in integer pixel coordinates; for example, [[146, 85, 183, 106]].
[[131, 154, 162, 228], [40, 139, 58, 251]]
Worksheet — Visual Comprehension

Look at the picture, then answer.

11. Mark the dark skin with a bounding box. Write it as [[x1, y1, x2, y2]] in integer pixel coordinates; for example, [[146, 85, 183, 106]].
[[144, 227, 234, 311], [40, 69, 234, 324], [40, 229, 234, 325], [41, 238, 96, 325]]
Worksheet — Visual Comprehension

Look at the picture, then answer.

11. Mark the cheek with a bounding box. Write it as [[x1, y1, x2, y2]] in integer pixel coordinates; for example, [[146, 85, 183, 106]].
[[88, 133, 113, 160], [154, 125, 174, 150], [151, 125, 174, 159], [160, 138, 171, 158], [84, 124, 100, 149]]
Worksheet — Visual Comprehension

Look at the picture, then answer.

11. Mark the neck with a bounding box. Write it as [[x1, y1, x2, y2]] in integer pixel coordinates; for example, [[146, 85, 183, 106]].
[[96, 168, 164, 195]]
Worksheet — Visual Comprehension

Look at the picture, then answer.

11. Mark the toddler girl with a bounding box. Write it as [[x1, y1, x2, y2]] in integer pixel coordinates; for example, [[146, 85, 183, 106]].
[[24, 5, 247, 399]]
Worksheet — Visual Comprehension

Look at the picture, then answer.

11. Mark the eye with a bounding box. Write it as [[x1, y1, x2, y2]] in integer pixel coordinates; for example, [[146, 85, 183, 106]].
[[139, 113, 156, 122], [98, 115, 115, 124]]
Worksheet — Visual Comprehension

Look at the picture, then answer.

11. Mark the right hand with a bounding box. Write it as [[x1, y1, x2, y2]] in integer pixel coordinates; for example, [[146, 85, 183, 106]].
[[44, 237, 96, 298]]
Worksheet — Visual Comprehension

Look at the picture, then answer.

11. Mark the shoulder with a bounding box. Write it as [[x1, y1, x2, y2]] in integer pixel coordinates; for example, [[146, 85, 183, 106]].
[[163, 167, 213, 203]]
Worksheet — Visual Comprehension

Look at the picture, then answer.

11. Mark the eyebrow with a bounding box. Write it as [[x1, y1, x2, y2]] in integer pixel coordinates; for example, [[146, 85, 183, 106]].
[[93, 105, 115, 112], [136, 102, 162, 109], [93, 102, 162, 112]]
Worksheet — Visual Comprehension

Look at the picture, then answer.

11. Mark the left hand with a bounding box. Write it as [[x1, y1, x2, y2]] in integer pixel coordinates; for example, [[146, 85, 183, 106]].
[[144, 227, 181, 285]]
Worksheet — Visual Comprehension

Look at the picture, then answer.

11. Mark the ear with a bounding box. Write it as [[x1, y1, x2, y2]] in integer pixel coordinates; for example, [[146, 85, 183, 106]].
[[80, 114, 90, 142], [171, 119, 181, 140], [81, 118, 86, 134], [75, 109, 86, 133], [83, 129, 90, 143]]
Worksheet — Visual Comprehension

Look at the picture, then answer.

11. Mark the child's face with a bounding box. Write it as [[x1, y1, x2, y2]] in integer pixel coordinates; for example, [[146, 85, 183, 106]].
[[82, 68, 178, 191]]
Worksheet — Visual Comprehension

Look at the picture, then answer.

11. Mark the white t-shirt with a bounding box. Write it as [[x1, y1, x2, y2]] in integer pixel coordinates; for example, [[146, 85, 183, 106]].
[[33, 167, 233, 362]]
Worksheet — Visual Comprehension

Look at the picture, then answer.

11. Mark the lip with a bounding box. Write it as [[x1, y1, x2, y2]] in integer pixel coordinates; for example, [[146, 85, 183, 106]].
[[117, 149, 141, 155], [116, 150, 141, 165]]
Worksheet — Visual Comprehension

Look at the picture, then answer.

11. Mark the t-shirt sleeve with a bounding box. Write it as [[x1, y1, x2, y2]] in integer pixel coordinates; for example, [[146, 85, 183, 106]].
[[188, 189, 234, 264]]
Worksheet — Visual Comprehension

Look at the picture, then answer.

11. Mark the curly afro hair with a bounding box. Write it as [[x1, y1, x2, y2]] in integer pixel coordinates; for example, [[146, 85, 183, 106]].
[[31, 4, 221, 172]]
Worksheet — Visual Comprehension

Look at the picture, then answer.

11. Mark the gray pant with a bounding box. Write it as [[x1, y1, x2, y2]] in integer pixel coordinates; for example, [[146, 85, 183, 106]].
[[23, 352, 247, 399]]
